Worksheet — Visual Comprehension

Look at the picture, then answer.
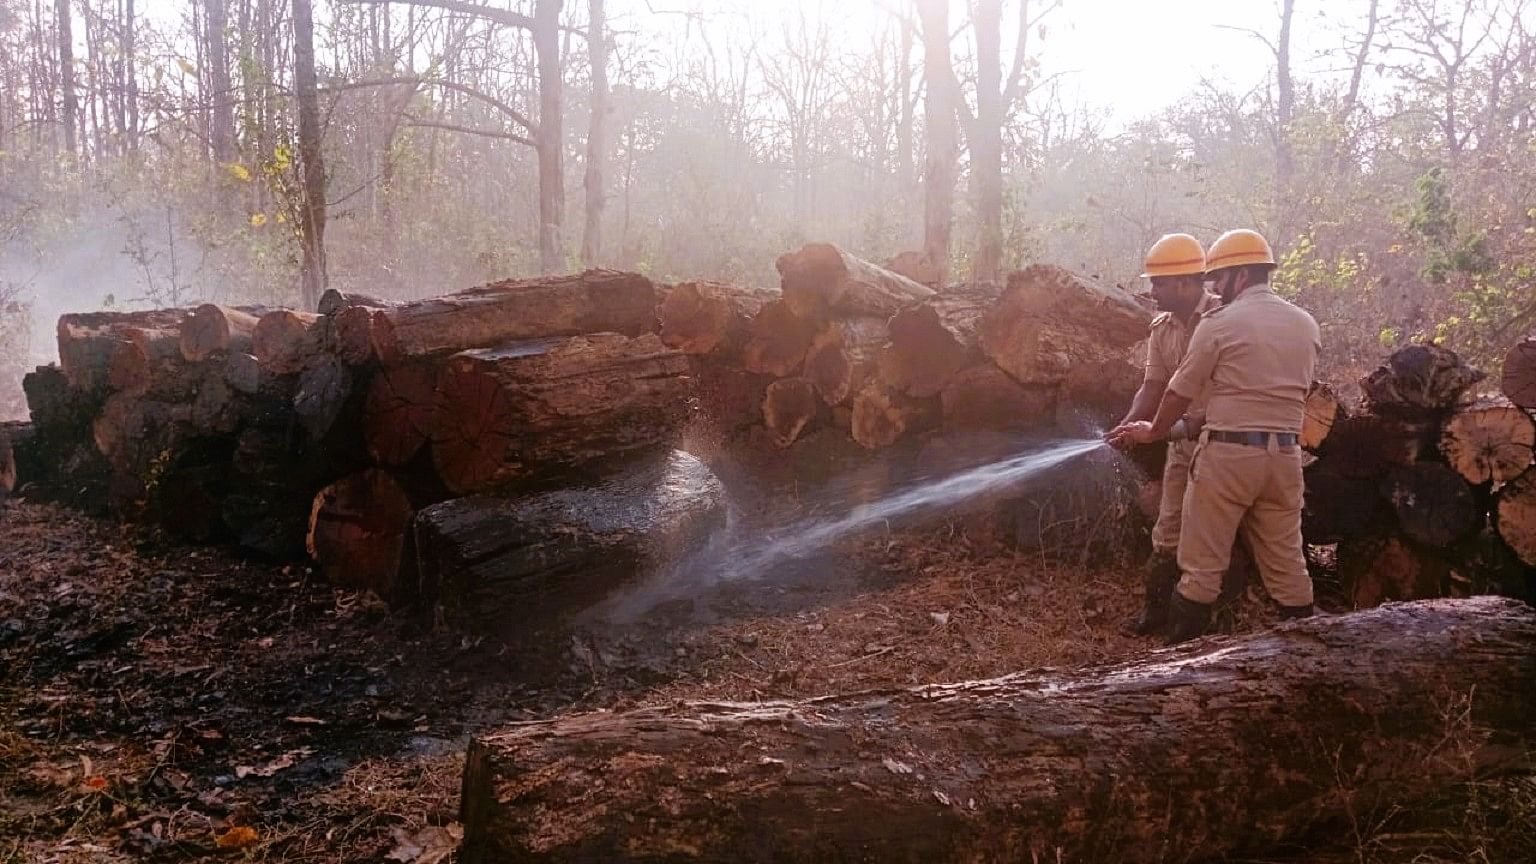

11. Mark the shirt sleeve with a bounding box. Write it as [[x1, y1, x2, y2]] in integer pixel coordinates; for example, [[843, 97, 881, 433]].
[[1143, 329, 1171, 383], [1168, 318, 1219, 400]]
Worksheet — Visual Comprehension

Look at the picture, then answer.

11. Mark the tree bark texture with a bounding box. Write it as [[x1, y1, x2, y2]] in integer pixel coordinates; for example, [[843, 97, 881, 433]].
[[1300, 381, 1342, 451], [916, 0, 956, 288], [802, 317, 888, 406], [461, 597, 1536, 864], [1500, 336, 1536, 409], [978, 265, 1151, 386], [292, 0, 328, 310], [535, 0, 564, 272], [428, 333, 690, 494], [415, 450, 725, 626], [371, 270, 659, 365], [581, 0, 607, 265]]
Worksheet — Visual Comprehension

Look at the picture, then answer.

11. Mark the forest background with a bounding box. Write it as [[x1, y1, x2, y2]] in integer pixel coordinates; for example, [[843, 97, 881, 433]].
[[1, 0, 1533, 419]]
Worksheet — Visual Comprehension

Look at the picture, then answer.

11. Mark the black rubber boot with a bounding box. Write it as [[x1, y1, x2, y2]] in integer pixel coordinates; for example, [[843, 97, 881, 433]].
[[1121, 550, 1179, 637], [1277, 603, 1315, 620], [1164, 592, 1213, 645]]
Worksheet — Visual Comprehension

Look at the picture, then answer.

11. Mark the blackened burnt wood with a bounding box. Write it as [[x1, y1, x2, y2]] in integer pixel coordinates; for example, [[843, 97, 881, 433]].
[[23, 365, 98, 429], [415, 451, 726, 626], [429, 333, 691, 495], [461, 598, 1536, 864], [370, 270, 660, 365], [1380, 462, 1479, 548], [1360, 344, 1484, 414]]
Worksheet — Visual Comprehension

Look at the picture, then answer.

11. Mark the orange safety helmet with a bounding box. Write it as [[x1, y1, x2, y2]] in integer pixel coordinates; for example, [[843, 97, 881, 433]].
[[1205, 229, 1276, 273], [1140, 233, 1206, 278]]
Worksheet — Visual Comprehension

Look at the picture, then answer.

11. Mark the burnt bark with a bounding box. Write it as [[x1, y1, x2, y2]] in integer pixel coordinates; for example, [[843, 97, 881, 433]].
[[462, 597, 1536, 864]]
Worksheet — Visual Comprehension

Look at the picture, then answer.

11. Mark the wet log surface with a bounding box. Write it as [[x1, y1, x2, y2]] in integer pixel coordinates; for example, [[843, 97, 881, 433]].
[[461, 597, 1536, 864], [775, 242, 933, 323], [658, 281, 776, 357], [415, 451, 726, 628]]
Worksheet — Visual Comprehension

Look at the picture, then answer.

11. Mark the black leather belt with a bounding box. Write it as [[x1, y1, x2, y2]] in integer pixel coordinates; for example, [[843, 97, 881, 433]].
[[1208, 430, 1299, 447]]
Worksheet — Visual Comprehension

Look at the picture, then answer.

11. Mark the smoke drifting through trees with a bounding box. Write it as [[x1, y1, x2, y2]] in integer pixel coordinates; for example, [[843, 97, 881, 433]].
[[1, 0, 1534, 418]]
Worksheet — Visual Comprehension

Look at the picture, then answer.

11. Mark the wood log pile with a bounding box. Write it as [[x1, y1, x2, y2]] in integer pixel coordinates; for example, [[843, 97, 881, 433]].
[[1302, 342, 1536, 606], [22, 244, 1530, 619]]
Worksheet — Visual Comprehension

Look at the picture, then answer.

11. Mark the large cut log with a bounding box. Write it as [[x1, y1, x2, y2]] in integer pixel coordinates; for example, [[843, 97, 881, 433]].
[[938, 363, 1056, 434], [851, 384, 940, 450], [92, 392, 194, 478], [1058, 338, 1146, 428], [884, 250, 942, 286], [802, 317, 888, 405], [362, 362, 437, 466], [461, 597, 1536, 864], [56, 309, 189, 391], [1380, 462, 1480, 548], [371, 270, 660, 365], [252, 310, 323, 375], [106, 321, 185, 392], [23, 365, 99, 429], [1438, 397, 1535, 485], [691, 363, 773, 438], [1501, 336, 1536, 409], [658, 281, 776, 357], [775, 242, 934, 323], [740, 299, 818, 377], [416, 451, 726, 626], [1339, 533, 1453, 607], [332, 305, 382, 366], [1301, 463, 1392, 543], [1495, 464, 1536, 566], [1301, 380, 1343, 451], [307, 469, 417, 599], [1360, 344, 1484, 414], [179, 304, 260, 362], [761, 377, 822, 448], [430, 333, 691, 495], [1314, 413, 1437, 479], [978, 264, 1151, 385], [877, 285, 998, 398]]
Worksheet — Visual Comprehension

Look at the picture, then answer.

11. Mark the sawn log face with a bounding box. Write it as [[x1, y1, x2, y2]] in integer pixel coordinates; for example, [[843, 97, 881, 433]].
[[461, 597, 1536, 864]]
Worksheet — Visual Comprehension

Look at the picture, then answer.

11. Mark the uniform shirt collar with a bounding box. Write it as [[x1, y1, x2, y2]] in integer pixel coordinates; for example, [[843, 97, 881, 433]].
[[1231, 284, 1276, 304]]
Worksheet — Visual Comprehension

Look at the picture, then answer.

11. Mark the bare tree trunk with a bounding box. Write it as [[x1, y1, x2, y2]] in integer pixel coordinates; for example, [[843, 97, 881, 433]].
[[917, 0, 956, 288], [971, 0, 1003, 284], [895, 10, 916, 245], [293, 0, 327, 310], [124, 0, 138, 147], [535, 0, 564, 273], [206, 0, 237, 162], [581, 0, 606, 266], [1274, 0, 1295, 237], [55, 0, 76, 155]]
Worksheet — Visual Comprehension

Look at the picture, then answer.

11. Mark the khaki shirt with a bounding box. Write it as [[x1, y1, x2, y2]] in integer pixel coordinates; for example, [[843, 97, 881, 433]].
[[1144, 292, 1222, 412], [1168, 285, 1320, 433]]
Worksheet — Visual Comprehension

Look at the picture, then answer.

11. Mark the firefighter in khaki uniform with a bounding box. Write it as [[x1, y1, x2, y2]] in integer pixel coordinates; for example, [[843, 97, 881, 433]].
[[1112, 234, 1222, 636], [1107, 229, 1320, 643]]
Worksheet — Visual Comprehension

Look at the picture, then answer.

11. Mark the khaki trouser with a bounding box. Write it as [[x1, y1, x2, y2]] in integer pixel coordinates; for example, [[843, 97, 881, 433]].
[[1176, 436, 1313, 607], [1152, 440, 1196, 553]]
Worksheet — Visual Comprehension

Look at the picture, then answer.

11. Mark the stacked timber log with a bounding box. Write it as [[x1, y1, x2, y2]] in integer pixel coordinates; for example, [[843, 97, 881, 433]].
[[10, 272, 721, 626], [1302, 343, 1536, 606]]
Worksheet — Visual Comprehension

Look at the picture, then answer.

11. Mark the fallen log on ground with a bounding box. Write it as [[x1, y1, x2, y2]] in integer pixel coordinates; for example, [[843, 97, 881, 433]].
[[180, 304, 260, 362], [371, 270, 660, 365], [415, 451, 726, 626], [775, 242, 933, 323], [761, 377, 823, 448], [57, 309, 190, 391], [317, 288, 396, 316], [460, 597, 1536, 864], [23, 365, 99, 429], [107, 321, 186, 392], [362, 362, 438, 466], [851, 384, 939, 450], [1496, 465, 1536, 566], [429, 334, 691, 494], [978, 264, 1150, 386], [307, 468, 417, 599], [658, 281, 775, 357], [1380, 462, 1479, 548]]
